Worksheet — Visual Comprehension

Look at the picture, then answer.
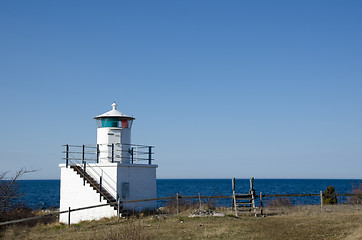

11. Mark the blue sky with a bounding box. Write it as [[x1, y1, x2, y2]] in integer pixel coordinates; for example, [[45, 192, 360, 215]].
[[0, 1, 361, 179]]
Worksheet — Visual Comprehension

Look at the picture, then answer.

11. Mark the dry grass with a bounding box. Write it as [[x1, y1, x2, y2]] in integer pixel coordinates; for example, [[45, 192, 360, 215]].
[[265, 197, 293, 208], [160, 195, 217, 215], [161, 195, 199, 214], [1, 204, 361, 240]]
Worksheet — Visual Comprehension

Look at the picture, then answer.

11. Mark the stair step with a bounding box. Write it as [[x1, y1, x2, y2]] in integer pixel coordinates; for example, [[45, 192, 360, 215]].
[[70, 165, 118, 211]]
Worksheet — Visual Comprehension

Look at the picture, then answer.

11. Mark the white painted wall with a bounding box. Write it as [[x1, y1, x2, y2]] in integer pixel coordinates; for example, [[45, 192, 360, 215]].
[[117, 164, 158, 211], [97, 127, 131, 163], [59, 162, 158, 224], [59, 164, 117, 224]]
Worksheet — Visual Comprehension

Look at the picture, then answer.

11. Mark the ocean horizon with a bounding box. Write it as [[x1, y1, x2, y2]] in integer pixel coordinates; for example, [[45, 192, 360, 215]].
[[17, 178, 361, 210]]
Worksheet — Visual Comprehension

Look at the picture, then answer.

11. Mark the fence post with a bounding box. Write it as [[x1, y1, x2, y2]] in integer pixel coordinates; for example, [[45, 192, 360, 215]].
[[320, 191, 323, 212], [66, 144, 69, 168], [131, 148, 134, 164], [112, 144, 114, 163], [83, 161, 86, 186], [176, 193, 179, 215], [68, 207, 71, 227], [99, 176, 102, 202], [198, 193, 202, 210], [232, 178, 235, 208], [260, 192, 263, 215], [96, 144, 99, 163], [117, 194, 120, 222], [148, 146, 152, 164]]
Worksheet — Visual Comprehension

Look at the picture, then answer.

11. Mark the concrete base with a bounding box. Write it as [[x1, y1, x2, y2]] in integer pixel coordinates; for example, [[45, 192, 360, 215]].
[[59, 162, 157, 224]]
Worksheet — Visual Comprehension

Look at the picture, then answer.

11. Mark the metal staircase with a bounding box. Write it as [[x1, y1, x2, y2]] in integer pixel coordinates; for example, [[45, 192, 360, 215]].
[[70, 165, 119, 211], [62, 144, 155, 215]]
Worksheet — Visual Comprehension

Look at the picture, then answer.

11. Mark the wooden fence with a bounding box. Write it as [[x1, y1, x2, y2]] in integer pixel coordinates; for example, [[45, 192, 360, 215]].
[[1, 193, 361, 226]]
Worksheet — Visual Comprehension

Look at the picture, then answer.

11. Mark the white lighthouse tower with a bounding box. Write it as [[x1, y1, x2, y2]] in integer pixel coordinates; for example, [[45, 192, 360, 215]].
[[94, 102, 134, 164], [59, 103, 158, 224]]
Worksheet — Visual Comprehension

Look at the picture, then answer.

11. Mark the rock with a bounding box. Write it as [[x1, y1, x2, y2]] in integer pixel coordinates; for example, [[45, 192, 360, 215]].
[[189, 210, 225, 218], [151, 214, 167, 220]]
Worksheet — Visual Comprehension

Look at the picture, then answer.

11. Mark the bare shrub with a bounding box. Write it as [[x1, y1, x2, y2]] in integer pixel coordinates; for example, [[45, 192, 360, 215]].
[[0, 205, 34, 223], [266, 197, 292, 208], [0, 169, 26, 213], [0, 169, 35, 212], [348, 183, 362, 204], [201, 198, 217, 210], [0, 169, 56, 229], [162, 194, 198, 214], [0, 170, 33, 223]]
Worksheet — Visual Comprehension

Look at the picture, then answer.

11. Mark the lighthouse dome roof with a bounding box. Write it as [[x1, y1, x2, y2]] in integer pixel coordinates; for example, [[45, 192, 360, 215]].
[[94, 102, 135, 120]]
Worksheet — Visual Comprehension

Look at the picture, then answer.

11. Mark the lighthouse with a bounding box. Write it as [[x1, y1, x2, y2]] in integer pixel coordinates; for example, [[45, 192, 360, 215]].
[[94, 102, 134, 164], [59, 103, 158, 224]]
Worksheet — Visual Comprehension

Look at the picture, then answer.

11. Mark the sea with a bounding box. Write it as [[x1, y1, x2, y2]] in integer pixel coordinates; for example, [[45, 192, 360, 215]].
[[18, 179, 361, 210]]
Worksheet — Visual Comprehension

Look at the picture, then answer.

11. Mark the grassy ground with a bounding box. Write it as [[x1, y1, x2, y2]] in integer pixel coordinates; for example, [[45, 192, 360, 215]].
[[1, 205, 361, 240]]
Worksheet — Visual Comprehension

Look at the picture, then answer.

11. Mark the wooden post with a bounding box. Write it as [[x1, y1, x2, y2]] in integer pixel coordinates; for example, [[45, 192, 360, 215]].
[[68, 207, 71, 227], [249, 177, 256, 216], [176, 193, 179, 215], [232, 178, 238, 217], [232, 178, 235, 208], [198, 193, 202, 210], [232, 178, 235, 193], [260, 192, 263, 215], [233, 194, 238, 217], [252, 192, 256, 217], [250, 177, 254, 191], [320, 191, 323, 212]]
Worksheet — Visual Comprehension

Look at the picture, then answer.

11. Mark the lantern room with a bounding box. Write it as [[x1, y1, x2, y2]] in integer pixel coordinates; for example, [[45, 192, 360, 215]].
[[96, 117, 133, 128], [94, 102, 135, 164], [94, 102, 135, 128]]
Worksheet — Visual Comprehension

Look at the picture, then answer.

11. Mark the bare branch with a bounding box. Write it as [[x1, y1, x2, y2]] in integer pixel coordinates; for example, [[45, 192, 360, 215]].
[[0, 168, 36, 212]]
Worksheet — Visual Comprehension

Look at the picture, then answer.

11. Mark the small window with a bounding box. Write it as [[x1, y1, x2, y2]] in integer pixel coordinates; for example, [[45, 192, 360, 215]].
[[97, 118, 119, 127], [121, 120, 128, 128]]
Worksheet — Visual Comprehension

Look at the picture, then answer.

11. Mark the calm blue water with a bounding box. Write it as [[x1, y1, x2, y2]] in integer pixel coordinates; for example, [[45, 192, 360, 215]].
[[18, 179, 361, 209]]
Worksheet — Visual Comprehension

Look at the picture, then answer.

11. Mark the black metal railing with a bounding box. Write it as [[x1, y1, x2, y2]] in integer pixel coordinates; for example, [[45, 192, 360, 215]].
[[62, 147, 116, 202], [62, 143, 154, 165], [61, 143, 155, 203]]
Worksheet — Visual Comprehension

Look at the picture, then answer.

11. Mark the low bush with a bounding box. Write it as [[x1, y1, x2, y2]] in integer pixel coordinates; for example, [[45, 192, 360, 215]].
[[0, 205, 34, 223], [323, 186, 338, 205]]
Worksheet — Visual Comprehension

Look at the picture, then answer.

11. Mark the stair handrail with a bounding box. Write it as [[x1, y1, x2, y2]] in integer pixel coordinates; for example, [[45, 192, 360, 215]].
[[67, 152, 117, 206], [68, 161, 117, 208], [65, 145, 117, 192]]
